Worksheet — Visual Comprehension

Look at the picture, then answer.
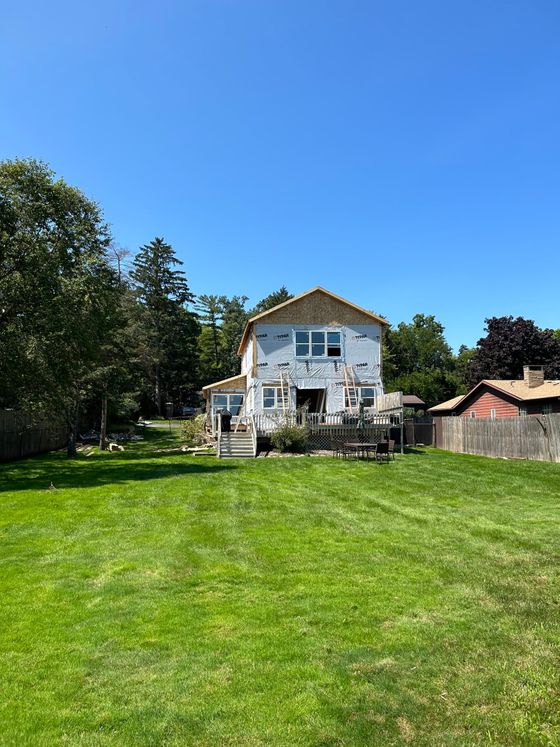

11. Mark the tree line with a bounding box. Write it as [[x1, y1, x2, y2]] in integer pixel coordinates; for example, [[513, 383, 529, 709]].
[[0, 160, 294, 453], [1, 159, 559, 454], [383, 314, 560, 410]]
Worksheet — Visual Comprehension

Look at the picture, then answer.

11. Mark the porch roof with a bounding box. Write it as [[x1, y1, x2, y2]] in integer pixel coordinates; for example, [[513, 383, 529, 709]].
[[202, 373, 247, 398]]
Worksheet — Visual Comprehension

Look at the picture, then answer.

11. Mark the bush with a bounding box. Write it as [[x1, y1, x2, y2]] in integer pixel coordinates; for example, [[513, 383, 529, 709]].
[[270, 423, 310, 453], [180, 414, 207, 447]]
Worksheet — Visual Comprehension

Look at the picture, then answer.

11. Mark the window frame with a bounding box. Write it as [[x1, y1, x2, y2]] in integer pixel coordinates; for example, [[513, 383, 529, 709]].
[[294, 329, 342, 359], [469, 411, 476, 418], [211, 391, 244, 417], [262, 385, 288, 410], [490, 408, 497, 419], [345, 385, 377, 409], [542, 403, 552, 415]]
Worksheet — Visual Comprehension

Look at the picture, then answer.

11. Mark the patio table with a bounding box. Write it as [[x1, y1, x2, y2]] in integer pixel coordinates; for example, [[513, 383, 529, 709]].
[[343, 442, 378, 460]]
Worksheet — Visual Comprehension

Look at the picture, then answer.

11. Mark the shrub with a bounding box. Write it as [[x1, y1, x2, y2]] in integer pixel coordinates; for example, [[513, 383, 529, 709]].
[[180, 414, 207, 447], [270, 423, 310, 453]]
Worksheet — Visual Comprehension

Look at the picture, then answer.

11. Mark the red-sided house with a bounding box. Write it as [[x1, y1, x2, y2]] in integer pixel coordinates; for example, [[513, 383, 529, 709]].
[[429, 366, 560, 419]]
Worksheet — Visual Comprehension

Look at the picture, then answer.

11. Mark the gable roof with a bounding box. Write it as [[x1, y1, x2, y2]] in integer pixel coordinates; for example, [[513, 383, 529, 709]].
[[428, 378, 560, 413], [482, 379, 560, 401], [428, 395, 465, 413], [237, 286, 388, 354], [402, 394, 426, 407]]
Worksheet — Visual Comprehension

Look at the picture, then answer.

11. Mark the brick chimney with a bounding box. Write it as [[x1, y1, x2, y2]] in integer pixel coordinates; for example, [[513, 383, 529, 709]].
[[523, 365, 545, 388]]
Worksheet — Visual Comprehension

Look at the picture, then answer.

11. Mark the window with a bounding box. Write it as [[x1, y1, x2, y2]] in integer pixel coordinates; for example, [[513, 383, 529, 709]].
[[542, 403, 552, 415], [344, 386, 376, 409], [470, 411, 476, 418], [295, 330, 341, 358], [490, 408, 497, 419], [212, 392, 244, 416], [263, 386, 288, 410], [519, 407, 528, 416]]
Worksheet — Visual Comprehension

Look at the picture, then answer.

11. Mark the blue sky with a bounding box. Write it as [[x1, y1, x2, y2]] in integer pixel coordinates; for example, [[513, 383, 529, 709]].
[[2, 0, 559, 349]]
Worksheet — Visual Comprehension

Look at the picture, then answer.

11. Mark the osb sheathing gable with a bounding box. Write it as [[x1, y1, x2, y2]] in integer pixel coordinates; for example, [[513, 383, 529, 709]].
[[260, 291, 380, 327]]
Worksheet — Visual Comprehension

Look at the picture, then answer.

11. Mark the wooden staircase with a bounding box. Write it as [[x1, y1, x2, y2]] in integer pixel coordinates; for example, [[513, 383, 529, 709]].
[[218, 431, 256, 458]]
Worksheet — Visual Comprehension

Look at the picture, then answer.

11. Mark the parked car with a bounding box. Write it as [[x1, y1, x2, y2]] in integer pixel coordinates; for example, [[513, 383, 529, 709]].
[[179, 405, 198, 419]]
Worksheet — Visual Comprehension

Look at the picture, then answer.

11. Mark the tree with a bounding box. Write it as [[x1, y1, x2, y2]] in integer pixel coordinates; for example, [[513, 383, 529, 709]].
[[108, 241, 132, 283], [89, 283, 143, 450], [220, 295, 249, 378], [383, 314, 457, 406], [195, 295, 226, 384], [0, 158, 120, 456], [452, 345, 476, 394], [467, 316, 560, 387], [250, 286, 293, 315], [195, 294, 249, 384], [131, 237, 198, 414]]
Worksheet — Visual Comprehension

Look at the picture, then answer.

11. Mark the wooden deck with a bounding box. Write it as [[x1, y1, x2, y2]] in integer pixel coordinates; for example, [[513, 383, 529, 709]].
[[252, 411, 401, 437], [211, 409, 404, 452]]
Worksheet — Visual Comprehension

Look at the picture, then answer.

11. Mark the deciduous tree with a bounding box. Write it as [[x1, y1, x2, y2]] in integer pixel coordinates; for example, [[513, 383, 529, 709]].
[[383, 314, 457, 406], [0, 158, 120, 456], [467, 316, 560, 387]]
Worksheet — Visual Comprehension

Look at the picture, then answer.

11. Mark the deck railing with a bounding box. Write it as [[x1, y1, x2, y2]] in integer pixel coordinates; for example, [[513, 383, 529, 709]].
[[252, 410, 402, 436]]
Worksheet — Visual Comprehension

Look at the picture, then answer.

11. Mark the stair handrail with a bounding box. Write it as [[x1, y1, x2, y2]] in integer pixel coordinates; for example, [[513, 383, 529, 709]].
[[249, 413, 257, 457], [216, 412, 222, 458]]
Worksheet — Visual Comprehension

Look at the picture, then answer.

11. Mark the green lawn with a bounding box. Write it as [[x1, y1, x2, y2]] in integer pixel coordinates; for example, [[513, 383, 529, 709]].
[[1, 427, 559, 746]]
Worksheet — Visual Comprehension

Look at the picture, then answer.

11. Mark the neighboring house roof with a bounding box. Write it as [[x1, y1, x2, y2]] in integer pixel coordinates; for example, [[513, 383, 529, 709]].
[[481, 379, 560, 401], [237, 286, 388, 354], [402, 395, 426, 407], [428, 379, 560, 413], [202, 373, 246, 396], [428, 395, 465, 413]]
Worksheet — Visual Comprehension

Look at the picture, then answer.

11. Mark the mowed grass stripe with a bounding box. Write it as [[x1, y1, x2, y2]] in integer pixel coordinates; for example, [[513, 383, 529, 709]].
[[0, 427, 559, 745]]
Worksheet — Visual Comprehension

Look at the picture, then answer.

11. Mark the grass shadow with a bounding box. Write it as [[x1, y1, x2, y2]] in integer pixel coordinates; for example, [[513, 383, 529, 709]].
[[0, 426, 232, 492]]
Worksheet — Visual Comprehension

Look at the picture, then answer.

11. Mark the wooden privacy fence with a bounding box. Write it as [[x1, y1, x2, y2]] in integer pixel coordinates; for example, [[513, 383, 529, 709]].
[[404, 418, 434, 446], [435, 414, 560, 462], [0, 411, 68, 462]]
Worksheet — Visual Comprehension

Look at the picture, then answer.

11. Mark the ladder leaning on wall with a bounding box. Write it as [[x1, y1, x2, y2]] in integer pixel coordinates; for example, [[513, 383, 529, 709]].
[[279, 371, 290, 414], [343, 365, 359, 414]]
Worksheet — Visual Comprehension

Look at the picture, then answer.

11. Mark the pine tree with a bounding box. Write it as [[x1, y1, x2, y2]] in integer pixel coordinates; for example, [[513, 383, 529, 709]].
[[220, 296, 249, 378], [131, 237, 198, 414], [196, 295, 226, 383], [250, 286, 293, 315]]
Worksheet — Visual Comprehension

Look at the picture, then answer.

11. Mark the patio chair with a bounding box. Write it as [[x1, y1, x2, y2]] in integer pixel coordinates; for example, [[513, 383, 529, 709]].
[[375, 441, 389, 462], [330, 437, 342, 458], [330, 438, 348, 459], [387, 439, 396, 460]]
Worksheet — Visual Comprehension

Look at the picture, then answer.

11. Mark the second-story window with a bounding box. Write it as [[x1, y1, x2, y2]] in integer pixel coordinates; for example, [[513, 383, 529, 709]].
[[295, 330, 341, 358]]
